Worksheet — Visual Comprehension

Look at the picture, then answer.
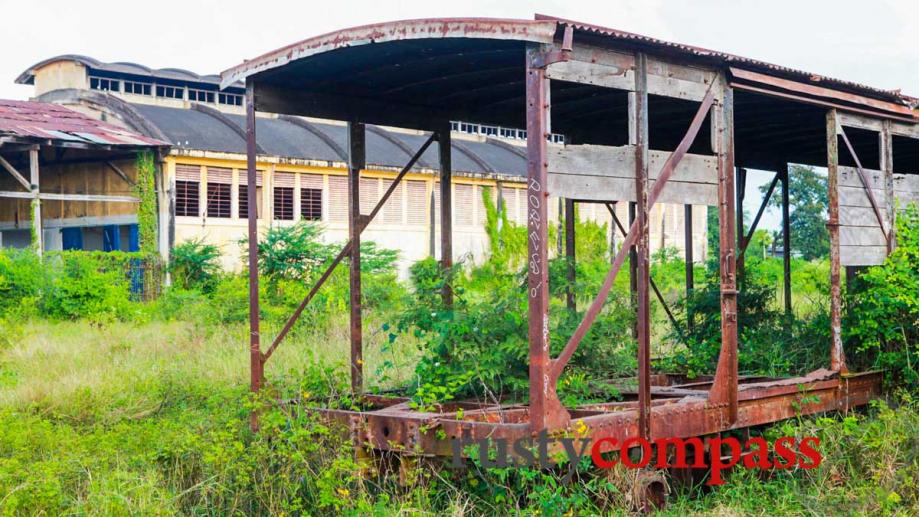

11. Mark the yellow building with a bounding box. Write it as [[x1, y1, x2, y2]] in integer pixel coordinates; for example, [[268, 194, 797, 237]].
[[15, 55, 708, 275]]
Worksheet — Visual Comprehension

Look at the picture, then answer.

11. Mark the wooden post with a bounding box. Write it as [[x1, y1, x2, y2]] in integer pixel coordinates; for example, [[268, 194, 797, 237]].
[[429, 187, 436, 257], [826, 110, 846, 372], [881, 121, 895, 251], [348, 122, 366, 395], [29, 148, 41, 255]]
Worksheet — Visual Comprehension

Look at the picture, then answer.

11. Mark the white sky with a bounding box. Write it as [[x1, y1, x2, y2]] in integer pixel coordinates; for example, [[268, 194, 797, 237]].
[[1, 0, 916, 230]]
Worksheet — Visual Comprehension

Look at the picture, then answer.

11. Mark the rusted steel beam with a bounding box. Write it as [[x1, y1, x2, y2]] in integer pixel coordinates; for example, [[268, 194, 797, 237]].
[[739, 172, 780, 259], [320, 370, 881, 457], [634, 54, 652, 440], [729, 67, 916, 118], [565, 198, 576, 311], [262, 134, 435, 362], [826, 110, 847, 373], [781, 164, 792, 317], [549, 85, 717, 384], [629, 201, 638, 338], [348, 122, 366, 396], [709, 82, 739, 423], [838, 126, 892, 250], [245, 81, 262, 432], [736, 167, 746, 289], [684, 204, 695, 332], [438, 125, 454, 308], [526, 45, 569, 432], [606, 203, 685, 338]]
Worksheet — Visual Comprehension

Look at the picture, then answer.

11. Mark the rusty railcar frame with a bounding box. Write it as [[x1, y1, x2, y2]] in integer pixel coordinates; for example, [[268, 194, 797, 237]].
[[223, 16, 917, 454]]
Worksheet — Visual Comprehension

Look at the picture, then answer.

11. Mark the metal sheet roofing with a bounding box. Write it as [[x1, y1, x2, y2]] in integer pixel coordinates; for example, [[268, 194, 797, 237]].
[[16, 54, 244, 90], [131, 103, 525, 176], [0, 99, 167, 148]]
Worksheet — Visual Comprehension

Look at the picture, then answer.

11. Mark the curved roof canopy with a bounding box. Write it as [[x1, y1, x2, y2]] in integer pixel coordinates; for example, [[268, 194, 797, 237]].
[[221, 15, 919, 170]]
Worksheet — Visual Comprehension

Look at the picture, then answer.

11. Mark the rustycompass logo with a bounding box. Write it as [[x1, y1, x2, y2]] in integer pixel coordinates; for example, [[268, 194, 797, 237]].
[[449, 431, 821, 485]]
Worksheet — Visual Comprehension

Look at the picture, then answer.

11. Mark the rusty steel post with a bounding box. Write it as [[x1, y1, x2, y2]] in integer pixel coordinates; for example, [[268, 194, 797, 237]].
[[781, 164, 792, 318], [526, 46, 567, 432], [736, 167, 746, 290], [438, 125, 454, 308], [684, 204, 694, 332], [245, 81, 262, 432], [565, 198, 576, 311], [429, 188, 436, 257], [629, 201, 638, 338], [709, 80, 739, 423], [348, 122, 366, 395], [633, 52, 652, 440], [826, 110, 847, 372]]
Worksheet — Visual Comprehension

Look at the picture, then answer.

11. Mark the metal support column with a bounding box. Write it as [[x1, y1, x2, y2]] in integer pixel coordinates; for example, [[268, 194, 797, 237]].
[[628, 201, 638, 338], [709, 80, 739, 423], [348, 122, 366, 395], [826, 110, 846, 372], [684, 204, 694, 332], [633, 53, 652, 440], [438, 125, 453, 308], [245, 82, 262, 431], [781, 164, 792, 317], [526, 46, 567, 432], [565, 198, 576, 311], [429, 188, 436, 257], [736, 167, 746, 289]]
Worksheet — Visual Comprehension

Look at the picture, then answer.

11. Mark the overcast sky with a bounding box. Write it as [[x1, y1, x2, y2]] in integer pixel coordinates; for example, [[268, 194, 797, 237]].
[[2, 0, 915, 230]]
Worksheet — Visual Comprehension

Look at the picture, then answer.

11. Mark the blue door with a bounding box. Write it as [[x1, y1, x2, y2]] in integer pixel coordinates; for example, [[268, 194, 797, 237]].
[[103, 225, 121, 251], [61, 227, 83, 250]]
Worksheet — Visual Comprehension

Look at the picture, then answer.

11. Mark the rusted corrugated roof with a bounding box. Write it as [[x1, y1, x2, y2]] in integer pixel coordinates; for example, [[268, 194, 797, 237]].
[[536, 14, 918, 107], [0, 99, 167, 148]]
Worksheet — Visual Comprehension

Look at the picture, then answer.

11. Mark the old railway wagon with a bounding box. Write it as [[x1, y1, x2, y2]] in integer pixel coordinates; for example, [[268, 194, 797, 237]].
[[220, 15, 918, 496]]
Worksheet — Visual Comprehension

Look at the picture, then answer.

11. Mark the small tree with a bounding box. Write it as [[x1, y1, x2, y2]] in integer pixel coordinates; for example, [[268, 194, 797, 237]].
[[763, 165, 829, 260], [169, 239, 221, 292]]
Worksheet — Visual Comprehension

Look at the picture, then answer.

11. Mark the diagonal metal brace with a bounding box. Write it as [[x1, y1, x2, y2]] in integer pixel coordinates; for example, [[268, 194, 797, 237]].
[[262, 133, 436, 362], [838, 126, 891, 250]]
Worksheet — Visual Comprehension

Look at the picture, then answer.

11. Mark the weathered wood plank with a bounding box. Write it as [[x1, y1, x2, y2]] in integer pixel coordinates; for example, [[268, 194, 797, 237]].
[[547, 173, 716, 205], [839, 226, 888, 247], [841, 245, 887, 266], [548, 144, 717, 183], [838, 112, 884, 132], [840, 205, 889, 227], [892, 173, 919, 192], [839, 185, 888, 208], [839, 166, 886, 190]]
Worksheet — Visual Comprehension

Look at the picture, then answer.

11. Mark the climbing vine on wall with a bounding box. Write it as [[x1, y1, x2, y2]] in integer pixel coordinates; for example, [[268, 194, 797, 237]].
[[133, 151, 158, 257], [29, 198, 40, 253]]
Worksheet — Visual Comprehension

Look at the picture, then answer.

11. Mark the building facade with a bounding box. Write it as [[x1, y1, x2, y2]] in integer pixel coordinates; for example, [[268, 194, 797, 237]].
[[14, 55, 708, 274]]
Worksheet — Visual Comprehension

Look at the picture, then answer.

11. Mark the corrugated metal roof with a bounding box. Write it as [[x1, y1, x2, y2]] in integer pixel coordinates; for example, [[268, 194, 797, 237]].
[[15, 54, 245, 90], [0, 99, 167, 148], [536, 14, 917, 107], [131, 102, 526, 176]]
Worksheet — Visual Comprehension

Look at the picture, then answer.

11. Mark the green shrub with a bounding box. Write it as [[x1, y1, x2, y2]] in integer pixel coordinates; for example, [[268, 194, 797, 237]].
[[41, 252, 135, 322], [0, 248, 46, 314], [847, 204, 919, 388], [169, 239, 221, 292]]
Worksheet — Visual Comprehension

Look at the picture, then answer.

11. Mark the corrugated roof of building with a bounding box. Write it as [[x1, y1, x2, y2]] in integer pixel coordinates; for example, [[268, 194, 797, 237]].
[[133, 103, 526, 176], [0, 99, 167, 148]]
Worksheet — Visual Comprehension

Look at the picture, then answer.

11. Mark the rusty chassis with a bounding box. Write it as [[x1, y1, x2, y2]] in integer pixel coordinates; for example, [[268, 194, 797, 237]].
[[238, 19, 885, 462]]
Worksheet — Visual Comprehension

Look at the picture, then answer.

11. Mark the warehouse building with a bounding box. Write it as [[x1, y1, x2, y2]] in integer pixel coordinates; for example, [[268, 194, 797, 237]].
[[13, 55, 708, 273]]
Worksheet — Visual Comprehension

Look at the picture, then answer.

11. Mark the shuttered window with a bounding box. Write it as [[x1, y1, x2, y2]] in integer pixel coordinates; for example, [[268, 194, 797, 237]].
[[274, 187, 294, 220], [239, 170, 263, 219], [406, 180, 428, 225], [381, 179, 404, 224], [300, 173, 323, 221], [205, 167, 231, 218], [175, 181, 199, 217], [455, 184, 473, 226], [329, 175, 348, 222]]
